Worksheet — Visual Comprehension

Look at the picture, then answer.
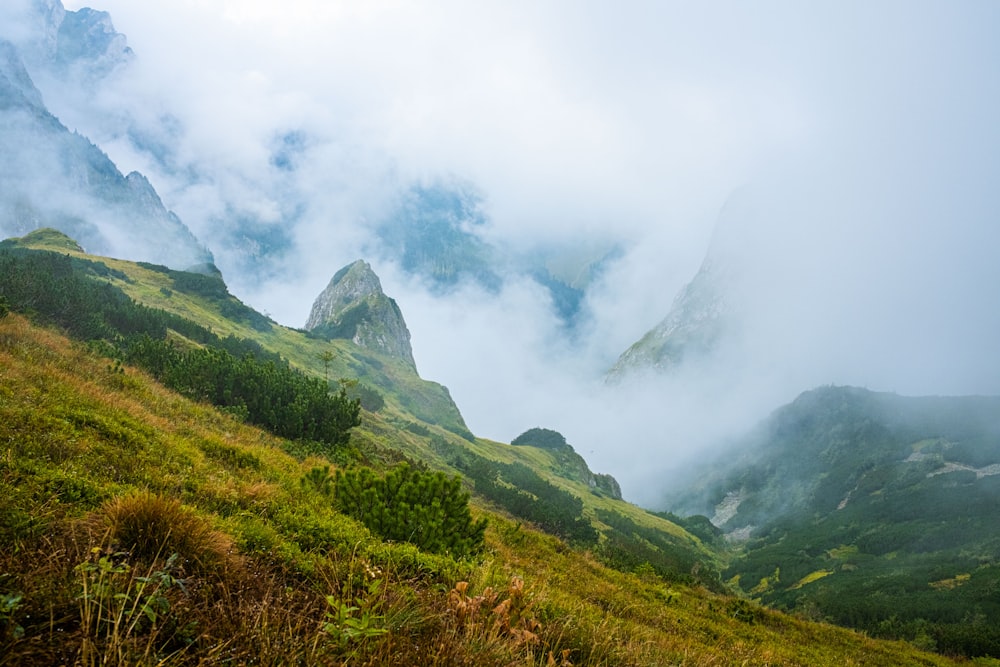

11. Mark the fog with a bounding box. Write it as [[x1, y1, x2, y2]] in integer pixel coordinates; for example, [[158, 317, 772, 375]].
[[8, 1, 1000, 505]]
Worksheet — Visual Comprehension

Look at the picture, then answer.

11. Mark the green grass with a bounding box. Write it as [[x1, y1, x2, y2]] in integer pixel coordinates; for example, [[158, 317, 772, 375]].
[[0, 313, 965, 666], [0, 233, 977, 664]]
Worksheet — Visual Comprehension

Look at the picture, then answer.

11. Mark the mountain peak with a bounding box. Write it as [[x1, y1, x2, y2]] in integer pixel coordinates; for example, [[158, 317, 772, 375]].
[[305, 260, 416, 370], [306, 260, 382, 324], [606, 191, 754, 381]]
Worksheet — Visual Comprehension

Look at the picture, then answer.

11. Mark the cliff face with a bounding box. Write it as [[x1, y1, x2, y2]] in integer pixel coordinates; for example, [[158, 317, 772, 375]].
[[305, 260, 417, 370], [0, 20, 212, 271], [607, 254, 732, 380]]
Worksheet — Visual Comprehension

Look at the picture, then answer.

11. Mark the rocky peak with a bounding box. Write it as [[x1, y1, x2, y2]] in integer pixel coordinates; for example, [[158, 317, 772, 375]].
[[54, 6, 133, 79], [306, 260, 382, 326], [6, 1, 132, 80], [305, 260, 417, 370], [124, 171, 164, 210], [606, 191, 756, 381], [0, 40, 44, 110]]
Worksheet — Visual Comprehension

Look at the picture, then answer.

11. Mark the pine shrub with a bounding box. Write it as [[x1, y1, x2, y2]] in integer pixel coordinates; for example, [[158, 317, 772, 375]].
[[333, 463, 486, 557]]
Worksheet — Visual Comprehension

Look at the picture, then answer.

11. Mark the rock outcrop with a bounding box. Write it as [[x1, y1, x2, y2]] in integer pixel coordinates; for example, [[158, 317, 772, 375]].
[[305, 260, 417, 370], [606, 192, 758, 381]]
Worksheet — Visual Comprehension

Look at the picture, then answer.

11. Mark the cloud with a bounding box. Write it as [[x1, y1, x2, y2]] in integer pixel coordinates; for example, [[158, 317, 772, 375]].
[[35, 0, 1000, 504]]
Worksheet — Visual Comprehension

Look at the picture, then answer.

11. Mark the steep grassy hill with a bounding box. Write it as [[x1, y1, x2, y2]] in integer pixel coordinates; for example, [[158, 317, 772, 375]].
[[663, 385, 1000, 658], [0, 229, 708, 574], [0, 231, 973, 665]]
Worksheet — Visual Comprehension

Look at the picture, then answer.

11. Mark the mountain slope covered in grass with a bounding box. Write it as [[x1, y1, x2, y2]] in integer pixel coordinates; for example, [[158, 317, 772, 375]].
[[0, 232, 965, 665]]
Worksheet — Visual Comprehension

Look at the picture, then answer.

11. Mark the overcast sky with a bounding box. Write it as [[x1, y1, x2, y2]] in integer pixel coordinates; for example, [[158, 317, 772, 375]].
[[44, 0, 1000, 503]]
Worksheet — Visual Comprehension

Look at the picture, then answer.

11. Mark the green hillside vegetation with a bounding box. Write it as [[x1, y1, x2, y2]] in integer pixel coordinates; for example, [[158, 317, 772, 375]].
[[664, 386, 1000, 658], [0, 231, 973, 664], [2, 229, 466, 436]]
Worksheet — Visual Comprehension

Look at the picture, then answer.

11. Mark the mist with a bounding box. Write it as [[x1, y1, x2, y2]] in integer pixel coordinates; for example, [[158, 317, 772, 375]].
[[6, 1, 1000, 505]]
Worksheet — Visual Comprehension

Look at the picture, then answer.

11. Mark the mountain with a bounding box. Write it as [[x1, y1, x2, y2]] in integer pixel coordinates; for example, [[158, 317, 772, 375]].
[[661, 385, 1000, 656], [7, 0, 133, 80], [606, 194, 752, 380], [304, 259, 417, 371], [0, 26, 211, 271], [511, 427, 622, 499], [607, 251, 730, 379], [373, 182, 502, 292], [373, 181, 618, 332], [0, 234, 968, 665]]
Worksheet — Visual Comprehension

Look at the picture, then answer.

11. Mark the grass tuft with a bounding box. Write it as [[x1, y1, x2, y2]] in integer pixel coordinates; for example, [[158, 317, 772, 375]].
[[89, 492, 233, 573]]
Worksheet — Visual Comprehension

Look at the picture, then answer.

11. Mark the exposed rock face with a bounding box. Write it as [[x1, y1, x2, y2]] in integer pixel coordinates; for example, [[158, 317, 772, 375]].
[[10, 0, 133, 81], [53, 6, 134, 80], [0, 32, 212, 271], [305, 260, 417, 370], [0, 41, 44, 109]]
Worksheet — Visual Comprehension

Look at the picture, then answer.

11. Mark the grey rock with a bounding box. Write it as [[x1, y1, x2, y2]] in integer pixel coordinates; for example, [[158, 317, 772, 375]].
[[305, 260, 417, 370]]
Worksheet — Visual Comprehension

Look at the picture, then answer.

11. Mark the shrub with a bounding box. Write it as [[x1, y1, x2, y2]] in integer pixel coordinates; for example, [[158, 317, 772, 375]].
[[333, 463, 486, 557], [511, 427, 568, 449]]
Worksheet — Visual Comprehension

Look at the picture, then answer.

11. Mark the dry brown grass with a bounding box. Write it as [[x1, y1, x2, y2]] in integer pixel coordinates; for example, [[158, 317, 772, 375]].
[[87, 492, 235, 574]]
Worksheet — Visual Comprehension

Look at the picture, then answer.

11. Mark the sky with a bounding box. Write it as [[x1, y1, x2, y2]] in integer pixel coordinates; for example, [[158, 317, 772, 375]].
[[23, 0, 1000, 504]]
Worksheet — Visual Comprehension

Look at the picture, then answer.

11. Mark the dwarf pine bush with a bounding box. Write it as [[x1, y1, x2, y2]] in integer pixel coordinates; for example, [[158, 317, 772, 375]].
[[332, 463, 486, 557]]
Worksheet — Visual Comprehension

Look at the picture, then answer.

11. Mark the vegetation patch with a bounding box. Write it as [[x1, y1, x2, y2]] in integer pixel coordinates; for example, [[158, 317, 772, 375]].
[[790, 569, 833, 590], [333, 462, 487, 557]]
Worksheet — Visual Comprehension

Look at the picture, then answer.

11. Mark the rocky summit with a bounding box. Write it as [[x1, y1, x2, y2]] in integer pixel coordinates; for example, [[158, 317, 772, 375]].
[[305, 260, 417, 370]]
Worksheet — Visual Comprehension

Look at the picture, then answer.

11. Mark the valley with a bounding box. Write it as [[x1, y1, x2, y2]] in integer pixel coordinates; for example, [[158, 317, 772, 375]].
[[3, 1, 1000, 664]]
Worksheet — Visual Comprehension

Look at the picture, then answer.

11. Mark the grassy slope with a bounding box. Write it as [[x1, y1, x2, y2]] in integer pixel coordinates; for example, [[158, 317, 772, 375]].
[[12, 229, 467, 435], [10, 230, 701, 562], [0, 313, 962, 666]]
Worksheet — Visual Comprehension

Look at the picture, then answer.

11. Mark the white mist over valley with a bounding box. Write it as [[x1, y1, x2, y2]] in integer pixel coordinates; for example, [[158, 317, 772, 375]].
[[4, 0, 1000, 505]]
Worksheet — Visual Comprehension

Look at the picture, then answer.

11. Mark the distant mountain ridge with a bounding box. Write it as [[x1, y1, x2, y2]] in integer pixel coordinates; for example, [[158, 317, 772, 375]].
[[0, 5, 211, 271], [661, 385, 1000, 656]]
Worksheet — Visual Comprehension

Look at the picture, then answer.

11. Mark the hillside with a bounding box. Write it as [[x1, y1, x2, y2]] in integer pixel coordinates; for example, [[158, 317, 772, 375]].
[[0, 233, 965, 665], [662, 385, 1000, 657]]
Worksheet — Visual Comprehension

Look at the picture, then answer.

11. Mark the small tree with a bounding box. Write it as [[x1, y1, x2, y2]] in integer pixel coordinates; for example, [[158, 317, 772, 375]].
[[319, 349, 335, 385], [334, 463, 486, 557]]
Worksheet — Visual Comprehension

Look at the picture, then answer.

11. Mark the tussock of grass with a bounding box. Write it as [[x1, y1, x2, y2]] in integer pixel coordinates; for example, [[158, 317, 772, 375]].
[[87, 492, 234, 573], [0, 314, 963, 666]]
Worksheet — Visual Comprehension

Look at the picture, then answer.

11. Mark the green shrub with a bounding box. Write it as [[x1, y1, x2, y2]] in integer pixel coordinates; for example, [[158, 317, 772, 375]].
[[333, 463, 486, 557], [511, 427, 568, 449]]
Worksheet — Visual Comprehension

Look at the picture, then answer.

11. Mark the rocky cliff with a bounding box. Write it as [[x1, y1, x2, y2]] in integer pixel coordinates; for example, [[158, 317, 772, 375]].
[[606, 192, 757, 381], [305, 260, 417, 370], [0, 16, 212, 271]]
